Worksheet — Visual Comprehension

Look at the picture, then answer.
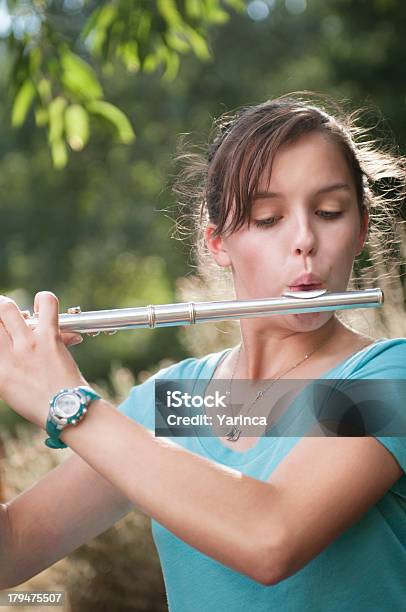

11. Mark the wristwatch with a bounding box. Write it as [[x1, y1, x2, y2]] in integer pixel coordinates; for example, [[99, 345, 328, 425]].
[[45, 386, 102, 449]]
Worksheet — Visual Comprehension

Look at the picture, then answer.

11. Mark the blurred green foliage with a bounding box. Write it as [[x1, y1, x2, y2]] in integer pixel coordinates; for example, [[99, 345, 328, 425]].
[[5, 0, 243, 166], [1, 0, 406, 430]]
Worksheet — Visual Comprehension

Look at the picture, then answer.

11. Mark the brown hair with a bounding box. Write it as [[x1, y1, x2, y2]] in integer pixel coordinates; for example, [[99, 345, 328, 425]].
[[173, 93, 406, 303]]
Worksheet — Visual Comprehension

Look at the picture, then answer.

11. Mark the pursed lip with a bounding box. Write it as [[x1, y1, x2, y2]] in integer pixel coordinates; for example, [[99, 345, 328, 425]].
[[288, 285, 324, 294], [289, 273, 324, 287]]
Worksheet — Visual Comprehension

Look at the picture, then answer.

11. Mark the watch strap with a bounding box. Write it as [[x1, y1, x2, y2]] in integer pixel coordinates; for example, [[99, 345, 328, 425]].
[[45, 386, 101, 450], [46, 420, 68, 449]]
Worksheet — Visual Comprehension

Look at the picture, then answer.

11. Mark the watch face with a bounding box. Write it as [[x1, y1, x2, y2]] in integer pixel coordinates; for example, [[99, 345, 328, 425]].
[[54, 392, 81, 418]]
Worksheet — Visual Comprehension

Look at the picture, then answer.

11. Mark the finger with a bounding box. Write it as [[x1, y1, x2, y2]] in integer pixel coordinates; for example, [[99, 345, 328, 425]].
[[0, 319, 12, 347], [34, 291, 59, 334], [0, 296, 32, 345], [61, 332, 83, 347]]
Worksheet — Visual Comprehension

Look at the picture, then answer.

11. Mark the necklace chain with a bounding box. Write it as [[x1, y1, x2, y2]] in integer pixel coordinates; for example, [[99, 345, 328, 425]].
[[225, 338, 330, 442]]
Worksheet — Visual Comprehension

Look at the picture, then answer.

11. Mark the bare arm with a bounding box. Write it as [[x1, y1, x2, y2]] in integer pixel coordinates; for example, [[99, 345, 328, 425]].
[[2, 406, 401, 590], [59, 401, 288, 585], [267, 435, 403, 580], [57, 401, 402, 587], [0, 502, 13, 583], [0, 453, 134, 589]]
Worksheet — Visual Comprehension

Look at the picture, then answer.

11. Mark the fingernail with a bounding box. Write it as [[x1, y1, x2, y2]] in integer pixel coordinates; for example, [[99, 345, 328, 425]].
[[69, 335, 83, 346]]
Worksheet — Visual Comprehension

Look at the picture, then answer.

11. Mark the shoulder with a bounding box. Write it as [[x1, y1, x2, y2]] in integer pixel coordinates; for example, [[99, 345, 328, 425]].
[[333, 337, 406, 482], [346, 337, 406, 379], [137, 348, 228, 386], [153, 350, 227, 380]]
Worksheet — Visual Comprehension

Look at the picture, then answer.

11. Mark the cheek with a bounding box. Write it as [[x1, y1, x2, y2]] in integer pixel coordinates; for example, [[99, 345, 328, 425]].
[[335, 226, 361, 259], [228, 241, 265, 281], [230, 235, 269, 267], [322, 226, 359, 278]]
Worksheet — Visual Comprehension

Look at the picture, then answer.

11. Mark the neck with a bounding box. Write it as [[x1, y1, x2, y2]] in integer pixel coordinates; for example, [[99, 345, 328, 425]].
[[236, 315, 344, 379]]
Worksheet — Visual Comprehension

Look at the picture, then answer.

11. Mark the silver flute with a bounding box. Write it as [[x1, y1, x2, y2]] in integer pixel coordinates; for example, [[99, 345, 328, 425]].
[[24, 288, 383, 336]]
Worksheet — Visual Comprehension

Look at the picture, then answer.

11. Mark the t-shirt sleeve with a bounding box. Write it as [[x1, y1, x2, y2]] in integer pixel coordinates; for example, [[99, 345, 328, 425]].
[[117, 376, 156, 432], [346, 339, 406, 482], [374, 437, 406, 475], [116, 357, 198, 432], [117, 362, 178, 431]]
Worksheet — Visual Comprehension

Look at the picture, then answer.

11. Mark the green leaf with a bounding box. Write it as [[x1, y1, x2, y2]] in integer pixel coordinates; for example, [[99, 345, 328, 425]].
[[155, 45, 180, 81], [183, 25, 211, 60], [87, 100, 135, 144], [206, 9, 229, 24], [37, 78, 52, 105], [81, 5, 102, 39], [185, 0, 203, 19], [82, 3, 117, 40], [65, 104, 89, 151], [143, 52, 160, 73], [51, 139, 68, 169], [201, 0, 230, 22], [85, 4, 119, 57], [223, 0, 245, 10], [11, 80, 36, 127], [60, 51, 103, 101], [118, 41, 140, 72], [35, 107, 48, 127], [157, 0, 183, 28], [165, 31, 190, 53], [29, 47, 42, 73], [48, 96, 67, 144], [135, 10, 151, 42], [163, 49, 180, 80]]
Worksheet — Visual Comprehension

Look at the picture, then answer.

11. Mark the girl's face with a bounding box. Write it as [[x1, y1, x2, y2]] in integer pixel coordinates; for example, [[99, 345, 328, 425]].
[[205, 131, 369, 332]]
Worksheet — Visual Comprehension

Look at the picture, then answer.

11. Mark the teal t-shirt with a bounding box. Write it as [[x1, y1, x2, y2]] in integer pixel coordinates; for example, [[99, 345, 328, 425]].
[[118, 338, 406, 612]]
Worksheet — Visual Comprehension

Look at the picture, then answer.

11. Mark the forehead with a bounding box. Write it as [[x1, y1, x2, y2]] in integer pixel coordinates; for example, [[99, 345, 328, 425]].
[[255, 131, 354, 194]]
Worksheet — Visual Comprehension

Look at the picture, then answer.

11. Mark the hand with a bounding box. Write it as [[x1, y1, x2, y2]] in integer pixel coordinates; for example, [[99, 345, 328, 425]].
[[20, 310, 83, 349], [0, 291, 89, 429]]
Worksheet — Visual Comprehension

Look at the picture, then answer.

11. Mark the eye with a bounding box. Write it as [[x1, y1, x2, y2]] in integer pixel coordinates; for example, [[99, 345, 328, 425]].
[[317, 211, 343, 219], [253, 216, 279, 228], [253, 211, 343, 229]]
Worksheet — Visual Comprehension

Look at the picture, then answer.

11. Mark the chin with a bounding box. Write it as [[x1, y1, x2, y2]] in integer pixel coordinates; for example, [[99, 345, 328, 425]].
[[286, 311, 333, 329]]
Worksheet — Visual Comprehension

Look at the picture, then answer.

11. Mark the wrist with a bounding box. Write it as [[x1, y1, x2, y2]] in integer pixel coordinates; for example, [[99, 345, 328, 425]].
[[44, 384, 102, 449], [40, 376, 89, 430]]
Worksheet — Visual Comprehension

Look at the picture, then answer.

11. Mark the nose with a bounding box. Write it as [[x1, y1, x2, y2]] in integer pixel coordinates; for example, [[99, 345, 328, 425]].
[[290, 216, 317, 257]]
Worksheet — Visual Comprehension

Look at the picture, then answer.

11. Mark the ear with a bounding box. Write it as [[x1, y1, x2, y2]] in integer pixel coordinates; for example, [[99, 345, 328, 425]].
[[204, 224, 232, 267], [355, 206, 369, 256]]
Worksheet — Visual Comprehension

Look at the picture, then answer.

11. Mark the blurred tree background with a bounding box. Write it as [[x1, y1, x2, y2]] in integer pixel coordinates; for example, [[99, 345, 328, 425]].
[[1, 0, 405, 431], [1, 1, 406, 609]]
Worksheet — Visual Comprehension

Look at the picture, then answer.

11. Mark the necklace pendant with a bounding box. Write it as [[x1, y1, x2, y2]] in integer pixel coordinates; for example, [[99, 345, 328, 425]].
[[226, 425, 242, 442]]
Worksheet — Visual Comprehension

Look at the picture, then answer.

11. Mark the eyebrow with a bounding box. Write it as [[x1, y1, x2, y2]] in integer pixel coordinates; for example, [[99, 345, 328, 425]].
[[254, 182, 352, 200]]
